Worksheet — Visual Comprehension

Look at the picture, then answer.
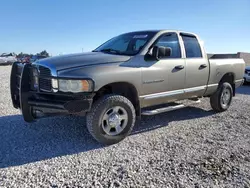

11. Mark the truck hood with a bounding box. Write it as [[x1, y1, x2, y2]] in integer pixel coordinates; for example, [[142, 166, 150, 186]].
[[35, 52, 131, 71]]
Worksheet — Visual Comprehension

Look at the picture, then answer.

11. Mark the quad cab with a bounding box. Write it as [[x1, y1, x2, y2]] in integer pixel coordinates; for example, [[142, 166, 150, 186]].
[[10, 30, 245, 144]]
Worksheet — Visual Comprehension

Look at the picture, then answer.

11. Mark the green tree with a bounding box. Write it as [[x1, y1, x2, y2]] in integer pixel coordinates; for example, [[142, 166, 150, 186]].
[[38, 50, 49, 57], [18, 52, 23, 58]]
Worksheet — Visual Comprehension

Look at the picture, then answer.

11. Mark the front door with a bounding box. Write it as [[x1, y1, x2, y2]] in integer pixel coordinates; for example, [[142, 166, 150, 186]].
[[141, 32, 186, 107]]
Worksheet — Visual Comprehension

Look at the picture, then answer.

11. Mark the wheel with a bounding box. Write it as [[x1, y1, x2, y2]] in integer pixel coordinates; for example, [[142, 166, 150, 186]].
[[210, 82, 233, 112], [243, 78, 249, 85], [86, 95, 136, 145]]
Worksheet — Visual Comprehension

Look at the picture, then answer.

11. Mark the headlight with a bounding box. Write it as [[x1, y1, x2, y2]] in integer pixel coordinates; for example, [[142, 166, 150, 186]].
[[58, 79, 93, 93]]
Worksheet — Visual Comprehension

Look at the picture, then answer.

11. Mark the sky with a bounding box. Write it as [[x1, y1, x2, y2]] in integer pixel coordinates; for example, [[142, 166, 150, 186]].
[[0, 0, 249, 55]]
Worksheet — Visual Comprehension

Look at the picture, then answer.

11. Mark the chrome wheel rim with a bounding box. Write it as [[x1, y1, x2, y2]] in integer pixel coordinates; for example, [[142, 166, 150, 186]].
[[101, 106, 128, 136], [221, 88, 231, 106]]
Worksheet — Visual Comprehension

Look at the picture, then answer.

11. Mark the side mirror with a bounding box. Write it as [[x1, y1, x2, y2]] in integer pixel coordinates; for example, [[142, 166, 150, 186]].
[[152, 46, 172, 60]]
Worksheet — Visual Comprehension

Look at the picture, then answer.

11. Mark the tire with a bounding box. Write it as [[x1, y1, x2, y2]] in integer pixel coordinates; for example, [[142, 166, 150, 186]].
[[210, 82, 233, 112], [243, 78, 249, 85], [243, 78, 247, 85], [86, 94, 136, 145]]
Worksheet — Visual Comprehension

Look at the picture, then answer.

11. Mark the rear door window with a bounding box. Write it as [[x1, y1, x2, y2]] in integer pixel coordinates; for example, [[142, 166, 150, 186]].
[[181, 34, 202, 58]]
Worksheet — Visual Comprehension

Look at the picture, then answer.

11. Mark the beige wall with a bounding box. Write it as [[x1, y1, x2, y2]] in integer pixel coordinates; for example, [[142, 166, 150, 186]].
[[238, 52, 250, 66]]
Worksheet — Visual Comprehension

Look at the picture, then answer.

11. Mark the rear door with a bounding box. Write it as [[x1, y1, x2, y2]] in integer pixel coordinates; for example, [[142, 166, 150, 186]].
[[180, 33, 209, 97]]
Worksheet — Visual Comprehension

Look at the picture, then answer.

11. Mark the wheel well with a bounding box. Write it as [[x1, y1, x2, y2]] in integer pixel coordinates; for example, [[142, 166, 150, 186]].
[[219, 73, 235, 96], [94, 82, 141, 117]]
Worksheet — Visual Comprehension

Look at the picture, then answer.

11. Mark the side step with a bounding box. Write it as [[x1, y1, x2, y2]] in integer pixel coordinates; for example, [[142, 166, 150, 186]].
[[141, 99, 201, 116]]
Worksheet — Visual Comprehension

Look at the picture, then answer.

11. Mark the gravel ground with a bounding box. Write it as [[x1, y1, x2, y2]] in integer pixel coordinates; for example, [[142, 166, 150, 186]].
[[0, 65, 250, 188]]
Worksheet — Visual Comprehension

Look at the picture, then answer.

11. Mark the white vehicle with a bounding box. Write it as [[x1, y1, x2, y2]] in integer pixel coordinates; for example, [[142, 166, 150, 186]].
[[0, 58, 6, 64], [244, 66, 250, 83], [0, 53, 17, 65]]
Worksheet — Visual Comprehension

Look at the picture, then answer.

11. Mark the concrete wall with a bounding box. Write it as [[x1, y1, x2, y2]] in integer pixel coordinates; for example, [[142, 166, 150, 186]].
[[238, 52, 250, 66]]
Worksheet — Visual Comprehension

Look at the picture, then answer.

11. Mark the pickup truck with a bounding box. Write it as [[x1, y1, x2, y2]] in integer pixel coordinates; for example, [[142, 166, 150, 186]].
[[10, 30, 245, 145]]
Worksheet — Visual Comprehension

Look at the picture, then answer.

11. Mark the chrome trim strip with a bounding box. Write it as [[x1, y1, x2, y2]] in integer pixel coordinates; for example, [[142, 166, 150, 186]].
[[143, 79, 164, 84], [141, 85, 209, 100], [184, 86, 206, 93], [140, 89, 184, 100], [140, 84, 221, 100], [207, 83, 218, 87], [235, 79, 243, 83]]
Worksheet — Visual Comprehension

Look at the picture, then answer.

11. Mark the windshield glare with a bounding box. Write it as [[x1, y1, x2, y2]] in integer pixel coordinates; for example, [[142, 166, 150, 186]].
[[94, 32, 156, 55]]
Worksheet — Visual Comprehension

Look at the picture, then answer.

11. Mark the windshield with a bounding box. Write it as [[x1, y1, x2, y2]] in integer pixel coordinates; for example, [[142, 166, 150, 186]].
[[93, 31, 157, 56]]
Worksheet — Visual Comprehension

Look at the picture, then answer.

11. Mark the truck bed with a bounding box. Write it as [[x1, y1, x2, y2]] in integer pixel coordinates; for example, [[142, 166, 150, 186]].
[[208, 54, 238, 59], [208, 58, 245, 83]]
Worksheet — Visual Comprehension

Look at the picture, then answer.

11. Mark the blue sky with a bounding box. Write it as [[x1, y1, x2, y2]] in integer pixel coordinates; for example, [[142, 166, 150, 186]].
[[0, 0, 249, 55]]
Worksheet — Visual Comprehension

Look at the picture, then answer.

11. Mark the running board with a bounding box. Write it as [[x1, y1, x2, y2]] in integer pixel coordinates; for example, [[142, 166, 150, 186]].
[[141, 99, 200, 116]]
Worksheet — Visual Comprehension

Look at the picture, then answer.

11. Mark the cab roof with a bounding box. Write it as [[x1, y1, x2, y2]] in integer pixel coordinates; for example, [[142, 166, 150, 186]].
[[123, 30, 198, 37]]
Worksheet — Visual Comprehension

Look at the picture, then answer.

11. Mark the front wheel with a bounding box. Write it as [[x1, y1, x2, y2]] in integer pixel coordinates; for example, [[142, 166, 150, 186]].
[[86, 95, 136, 145], [210, 82, 233, 112]]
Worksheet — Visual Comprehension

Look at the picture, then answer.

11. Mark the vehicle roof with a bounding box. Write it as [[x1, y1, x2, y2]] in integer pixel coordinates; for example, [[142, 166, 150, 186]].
[[123, 29, 197, 36]]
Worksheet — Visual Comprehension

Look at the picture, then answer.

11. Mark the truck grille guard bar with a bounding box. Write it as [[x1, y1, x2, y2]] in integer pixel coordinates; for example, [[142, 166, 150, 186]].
[[10, 62, 94, 122], [10, 62, 35, 122]]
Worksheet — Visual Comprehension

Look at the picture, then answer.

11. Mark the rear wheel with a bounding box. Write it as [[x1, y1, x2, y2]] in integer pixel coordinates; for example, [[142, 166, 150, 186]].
[[86, 95, 136, 145], [210, 82, 233, 112]]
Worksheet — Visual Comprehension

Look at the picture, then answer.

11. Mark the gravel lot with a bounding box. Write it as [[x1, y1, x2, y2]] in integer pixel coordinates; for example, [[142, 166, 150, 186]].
[[0, 65, 250, 188]]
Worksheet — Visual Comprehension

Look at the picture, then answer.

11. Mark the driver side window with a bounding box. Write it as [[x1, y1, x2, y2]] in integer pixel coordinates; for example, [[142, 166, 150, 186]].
[[155, 33, 181, 58]]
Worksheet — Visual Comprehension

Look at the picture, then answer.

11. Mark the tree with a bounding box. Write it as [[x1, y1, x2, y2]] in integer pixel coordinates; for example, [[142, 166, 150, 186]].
[[37, 50, 49, 57], [18, 52, 23, 58]]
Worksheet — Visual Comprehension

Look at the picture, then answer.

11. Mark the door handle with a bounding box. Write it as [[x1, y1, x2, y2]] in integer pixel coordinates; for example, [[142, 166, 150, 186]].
[[175, 65, 184, 70], [200, 64, 207, 68]]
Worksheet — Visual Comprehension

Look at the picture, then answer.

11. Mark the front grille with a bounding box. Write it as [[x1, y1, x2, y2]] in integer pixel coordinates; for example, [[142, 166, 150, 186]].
[[38, 66, 52, 92], [39, 78, 52, 91], [39, 66, 51, 77]]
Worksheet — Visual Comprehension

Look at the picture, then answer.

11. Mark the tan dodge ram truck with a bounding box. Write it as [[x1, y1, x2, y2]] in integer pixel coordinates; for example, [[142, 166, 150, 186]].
[[10, 30, 245, 144]]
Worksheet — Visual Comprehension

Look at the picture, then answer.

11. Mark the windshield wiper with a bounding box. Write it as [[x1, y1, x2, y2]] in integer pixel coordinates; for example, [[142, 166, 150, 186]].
[[99, 48, 121, 54]]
